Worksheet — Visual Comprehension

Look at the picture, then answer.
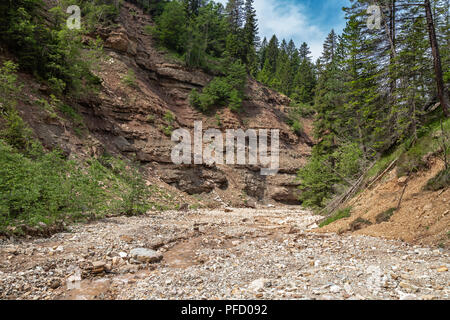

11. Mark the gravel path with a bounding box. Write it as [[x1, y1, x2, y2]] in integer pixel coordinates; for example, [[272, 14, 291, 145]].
[[0, 207, 448, 300]]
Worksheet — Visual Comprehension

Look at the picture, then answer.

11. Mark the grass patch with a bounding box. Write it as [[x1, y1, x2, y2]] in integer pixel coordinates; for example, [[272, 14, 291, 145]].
[[375, 207, 397, 223], [122, 69, 138, 88], [319, 207, 351, 227], [424, 168, 450, 191]]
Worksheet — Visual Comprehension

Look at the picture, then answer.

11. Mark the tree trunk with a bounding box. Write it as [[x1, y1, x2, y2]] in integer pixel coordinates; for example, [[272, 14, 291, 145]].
[[424, 0, 450, 117]]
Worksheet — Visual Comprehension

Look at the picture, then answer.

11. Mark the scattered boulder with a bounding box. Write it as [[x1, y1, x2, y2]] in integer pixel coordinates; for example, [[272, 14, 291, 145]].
[[248, 278, 271, 292], [105, 31, 130, 53], [437, 266, 448, 272], [130, 248, 163, 264], [91, 261, 106, 274]]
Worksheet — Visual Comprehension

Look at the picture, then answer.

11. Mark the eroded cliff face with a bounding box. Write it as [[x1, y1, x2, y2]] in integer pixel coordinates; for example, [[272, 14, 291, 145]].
[[13, 2, 313, 208]]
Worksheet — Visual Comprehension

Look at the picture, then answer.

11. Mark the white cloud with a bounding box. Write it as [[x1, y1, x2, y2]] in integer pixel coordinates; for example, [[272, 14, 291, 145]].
[[216, 0, 332, 60]]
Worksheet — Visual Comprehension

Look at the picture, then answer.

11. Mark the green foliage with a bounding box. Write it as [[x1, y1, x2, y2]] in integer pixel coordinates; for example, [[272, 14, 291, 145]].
[[163, 110, 176, 123], [319, 207, 351, 227], [190, 60, 247, 112], [0, 61, 20, 104], [1, 109, 32, 151], [189, 88, 202, 110], [122, 69, 138, 88], [215, 113, 222, 126], [289, 102, 315, 118], [333, 143, 363, 179], [228, 89, 242, 112], [153, 1, 187, 53], [290, 120, 303, 135], [298, 155, 340, 209], [162, 125, 174, 137], [0, 140, 153, 234], [0, 61, 32, 151], [0, 0, 106, 96], [287, 103, 313, 135]]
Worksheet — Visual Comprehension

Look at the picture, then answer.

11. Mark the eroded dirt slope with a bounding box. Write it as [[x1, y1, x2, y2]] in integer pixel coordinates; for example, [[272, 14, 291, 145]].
[[317, 158, 449, 247]]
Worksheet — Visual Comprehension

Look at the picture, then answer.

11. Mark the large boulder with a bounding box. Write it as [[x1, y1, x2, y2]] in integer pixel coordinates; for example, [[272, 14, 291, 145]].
[[130, 248, 163, 264]]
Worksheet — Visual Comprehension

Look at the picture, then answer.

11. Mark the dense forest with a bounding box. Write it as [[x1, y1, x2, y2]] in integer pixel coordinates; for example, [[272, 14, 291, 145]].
[[0, 0, 449, 234]]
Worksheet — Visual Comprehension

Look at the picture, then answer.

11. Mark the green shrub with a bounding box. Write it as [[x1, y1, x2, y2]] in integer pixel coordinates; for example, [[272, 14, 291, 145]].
[[215, 113, 221, 127], [298, 155, 340, 209], [290, 119, 303, 135], [333, 143, 364, 179], [0, 140, 153, 235], [122, 69, 138, 88], [162, 125, 174, 137], [397, 149, 428, 177], [319, 207, 352, 227], [190, 60, 247, 113], [189, 89, 202, 110], [163, 110, 175, 124], [228, 89, 242, 112]]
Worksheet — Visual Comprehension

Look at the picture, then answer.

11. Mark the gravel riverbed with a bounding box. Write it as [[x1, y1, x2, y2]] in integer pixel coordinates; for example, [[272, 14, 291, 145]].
[[0, 207, 448, 300]]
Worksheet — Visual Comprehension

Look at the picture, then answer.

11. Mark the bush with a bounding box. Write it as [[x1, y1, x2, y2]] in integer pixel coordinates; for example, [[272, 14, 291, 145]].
[[163, 110, 175, 124], [122, 69, 138, 88], [397, 149, 428, 177], [228, 89, 242, 112], [0, 140, 153, 235], [189, 89, 201, 110], [333, 143, 364, 179], [189, 60, 247, 113], [298, 155, 340, 209], [319, 207, 352, 227], [290, 119, 303, 135]]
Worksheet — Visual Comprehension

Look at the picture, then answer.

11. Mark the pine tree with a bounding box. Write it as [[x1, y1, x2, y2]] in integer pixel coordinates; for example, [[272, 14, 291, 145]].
[[226, 0, 244, 32], [242, 0, 259, 73], [182, 0, 205, 17], [321, 29, 338, 65], [258, 37, 268, 70], [291, 42, 316, 104], [298, 42, 312, 62]]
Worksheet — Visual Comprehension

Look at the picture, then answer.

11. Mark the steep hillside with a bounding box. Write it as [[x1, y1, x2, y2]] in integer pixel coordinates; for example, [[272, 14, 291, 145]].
[[316, 158, 449, 247], [314, 115, 449, 247], [6, 1, 313, 209]]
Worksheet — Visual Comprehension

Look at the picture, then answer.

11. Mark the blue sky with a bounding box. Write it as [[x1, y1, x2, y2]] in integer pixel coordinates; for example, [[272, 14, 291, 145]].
[[216, 0, 351, 60]]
